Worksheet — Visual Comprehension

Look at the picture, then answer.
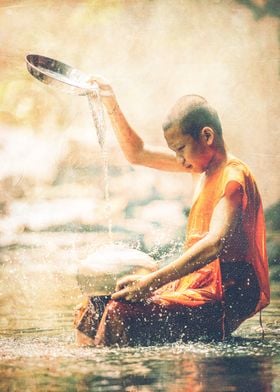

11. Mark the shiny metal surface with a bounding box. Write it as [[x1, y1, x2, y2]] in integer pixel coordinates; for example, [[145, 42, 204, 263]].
[[25, 54, 96, 95], [77, 245, 158, 295]]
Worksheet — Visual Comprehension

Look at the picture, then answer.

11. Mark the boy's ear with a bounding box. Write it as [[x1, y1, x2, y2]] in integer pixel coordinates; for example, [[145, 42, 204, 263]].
[[201, 127, 214, 146]]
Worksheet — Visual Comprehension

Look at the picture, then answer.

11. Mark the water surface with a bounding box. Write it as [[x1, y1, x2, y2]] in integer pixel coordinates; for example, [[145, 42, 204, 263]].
[[0, 233, 279, 391]]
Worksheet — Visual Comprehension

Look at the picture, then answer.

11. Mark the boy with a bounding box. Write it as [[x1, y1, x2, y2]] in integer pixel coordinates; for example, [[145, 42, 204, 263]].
[[74, 80, 270, 346]]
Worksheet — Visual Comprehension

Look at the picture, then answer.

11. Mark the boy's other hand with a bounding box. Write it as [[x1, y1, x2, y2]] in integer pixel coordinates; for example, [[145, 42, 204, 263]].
[[115, 274, 143, 291], [112, 274, 154, 302]]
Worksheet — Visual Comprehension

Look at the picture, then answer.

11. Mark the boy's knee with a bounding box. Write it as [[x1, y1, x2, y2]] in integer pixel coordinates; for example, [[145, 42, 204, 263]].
[[106, 300, 128, 316], [105, 300, 139, 323], [75, 329, 95, 346], [73, 296, 91, 327]]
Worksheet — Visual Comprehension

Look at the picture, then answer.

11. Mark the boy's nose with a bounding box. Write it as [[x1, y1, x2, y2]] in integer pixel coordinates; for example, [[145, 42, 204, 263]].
[[176, 155, 185, 165]]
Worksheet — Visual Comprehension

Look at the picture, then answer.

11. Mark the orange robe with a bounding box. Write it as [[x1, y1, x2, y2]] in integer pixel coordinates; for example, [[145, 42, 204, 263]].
[[156, 156, 270, 318], [75, 156, 270, 345]]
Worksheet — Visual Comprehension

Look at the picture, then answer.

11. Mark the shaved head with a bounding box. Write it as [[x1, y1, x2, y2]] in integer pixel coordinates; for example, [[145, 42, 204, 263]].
[[163, 95, 223, 140]]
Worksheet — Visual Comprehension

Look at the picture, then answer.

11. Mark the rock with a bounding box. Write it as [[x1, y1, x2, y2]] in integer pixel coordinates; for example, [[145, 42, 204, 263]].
[[265, 201, 280, 232], [267, 234, 280, 281], [131, 199, 186, 227]]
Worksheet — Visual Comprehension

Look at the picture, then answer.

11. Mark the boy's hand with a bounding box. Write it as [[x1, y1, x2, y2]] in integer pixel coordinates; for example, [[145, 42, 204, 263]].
[[115, 274, 143, 291], [86, 75, 114, 97], [112, 274, 155, 302]]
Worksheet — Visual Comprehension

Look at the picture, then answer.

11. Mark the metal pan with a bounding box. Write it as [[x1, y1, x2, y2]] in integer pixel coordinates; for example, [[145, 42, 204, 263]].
[[25, 54, 97, 96]]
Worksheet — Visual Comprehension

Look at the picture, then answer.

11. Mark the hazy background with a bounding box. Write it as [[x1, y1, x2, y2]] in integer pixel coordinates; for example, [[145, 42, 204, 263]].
[[0, 3, 279, 388], [0, 0, 279, 247]]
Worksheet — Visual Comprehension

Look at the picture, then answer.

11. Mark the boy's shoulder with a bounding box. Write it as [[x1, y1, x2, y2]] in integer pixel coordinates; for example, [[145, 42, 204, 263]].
[[224, 154, 252, 177], [221, 155, 259, 196]]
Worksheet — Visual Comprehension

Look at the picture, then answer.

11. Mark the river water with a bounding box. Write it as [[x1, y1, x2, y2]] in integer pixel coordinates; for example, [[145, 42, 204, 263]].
[[0, 232, 279, 392]]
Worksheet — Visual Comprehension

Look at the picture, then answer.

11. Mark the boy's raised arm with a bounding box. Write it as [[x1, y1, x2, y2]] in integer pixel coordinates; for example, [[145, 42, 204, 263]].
[[90, 77, 187, 172]]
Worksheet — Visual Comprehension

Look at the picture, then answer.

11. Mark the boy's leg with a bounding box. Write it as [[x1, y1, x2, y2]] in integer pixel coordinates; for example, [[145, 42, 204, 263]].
[[74, 296, 111, 346], [74, 297, 224, 347], [94, 299, 224, 346], [75, 329, 95, 346], [221, 262, 260, 335], [94, 299, 178, 346]]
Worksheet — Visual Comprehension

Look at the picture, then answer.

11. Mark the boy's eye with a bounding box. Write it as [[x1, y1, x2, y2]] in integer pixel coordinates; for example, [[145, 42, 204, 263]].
[[177, 146, 185, 152]]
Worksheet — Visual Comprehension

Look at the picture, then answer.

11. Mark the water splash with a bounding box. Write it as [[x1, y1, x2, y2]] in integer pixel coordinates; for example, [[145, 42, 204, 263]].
[[0, 240, 279, 391], [87, 87, 112, 239]]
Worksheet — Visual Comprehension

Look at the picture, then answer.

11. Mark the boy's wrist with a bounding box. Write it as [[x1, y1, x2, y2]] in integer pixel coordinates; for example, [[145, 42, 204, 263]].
[[107, 101, 119, 116], [149, 261, 181, 291], [148, 271, 163, 292], [103, 96, 118, 113]]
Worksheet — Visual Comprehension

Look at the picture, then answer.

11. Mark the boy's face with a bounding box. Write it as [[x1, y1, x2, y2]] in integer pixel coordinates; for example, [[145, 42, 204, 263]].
[[164, 124, 214, 174]]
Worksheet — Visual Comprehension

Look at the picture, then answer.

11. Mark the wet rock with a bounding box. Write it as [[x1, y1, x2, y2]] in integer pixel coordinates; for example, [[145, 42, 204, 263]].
[[124, 199, 186, 259], [131, 199, 186, 226], [265, 201, 280, 232], [0, 127, 60, 183], [264, 201, 280, 281], [267, 235, 280, 281], [0, 176, 34, 217]]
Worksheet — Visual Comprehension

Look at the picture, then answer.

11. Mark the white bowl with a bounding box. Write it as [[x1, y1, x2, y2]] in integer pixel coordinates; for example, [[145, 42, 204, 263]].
[[77, 244, 157, 295]]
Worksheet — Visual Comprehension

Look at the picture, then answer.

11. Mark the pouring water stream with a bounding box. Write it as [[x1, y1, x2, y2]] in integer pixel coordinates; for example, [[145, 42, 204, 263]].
[[25, 55, 114, 239], [87, 85, 113, 240]]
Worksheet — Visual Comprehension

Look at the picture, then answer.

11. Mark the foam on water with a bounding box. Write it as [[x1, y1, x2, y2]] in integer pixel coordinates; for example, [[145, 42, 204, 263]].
[[0, 327, 279, 391], [1, 326, 280, 360]]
